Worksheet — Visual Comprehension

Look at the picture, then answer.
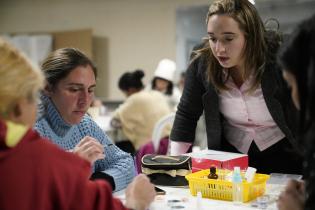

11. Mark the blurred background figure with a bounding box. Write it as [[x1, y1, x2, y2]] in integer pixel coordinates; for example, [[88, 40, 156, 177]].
[[112, 69, 172, 155], [88, 97, 107, 119], [277, 13, 315, 210], [148, 58, 181, 111]]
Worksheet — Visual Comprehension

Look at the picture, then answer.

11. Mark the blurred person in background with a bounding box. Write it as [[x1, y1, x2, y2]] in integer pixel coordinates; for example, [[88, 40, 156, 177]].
[[277, 14, 315, 210], [34, 48, 135, 192], [112, 69, 172, 154], [0, 37, 155, 210], [149, 58, 181, 111]]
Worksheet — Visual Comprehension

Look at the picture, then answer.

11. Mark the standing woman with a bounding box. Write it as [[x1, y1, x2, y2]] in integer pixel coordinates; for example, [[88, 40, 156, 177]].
[[170, 0, 302, 174], [277, 14, 315, 210], [34, 48, 135, 191]]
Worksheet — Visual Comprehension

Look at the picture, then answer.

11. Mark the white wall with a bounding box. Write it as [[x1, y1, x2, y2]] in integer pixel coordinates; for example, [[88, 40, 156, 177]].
[[0, 0, 209, 100], [256, 0, 315, 33]]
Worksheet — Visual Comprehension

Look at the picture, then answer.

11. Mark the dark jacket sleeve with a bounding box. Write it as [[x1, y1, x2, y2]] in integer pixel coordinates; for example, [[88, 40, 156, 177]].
[[305, 167, 315, 210], [303, 129, 315, 210], [170, 49, 207, 143]]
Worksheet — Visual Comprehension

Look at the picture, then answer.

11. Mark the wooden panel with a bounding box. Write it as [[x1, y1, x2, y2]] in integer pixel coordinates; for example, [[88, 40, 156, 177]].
[[52, 29, 92, 58]]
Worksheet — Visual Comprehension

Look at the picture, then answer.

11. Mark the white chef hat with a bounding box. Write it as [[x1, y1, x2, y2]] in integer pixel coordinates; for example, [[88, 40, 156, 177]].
[[154, 58, 176, 82]]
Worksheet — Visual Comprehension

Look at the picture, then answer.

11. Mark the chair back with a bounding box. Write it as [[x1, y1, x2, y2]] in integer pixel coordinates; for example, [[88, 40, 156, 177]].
[[151, 113, 175, 153]]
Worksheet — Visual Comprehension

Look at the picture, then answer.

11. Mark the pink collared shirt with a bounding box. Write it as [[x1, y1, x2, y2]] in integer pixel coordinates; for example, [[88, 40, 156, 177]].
[[218, 75, 285, 154]]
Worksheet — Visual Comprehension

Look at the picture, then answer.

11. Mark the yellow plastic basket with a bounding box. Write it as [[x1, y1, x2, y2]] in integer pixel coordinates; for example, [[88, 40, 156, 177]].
[[185, 169, 269, 202]]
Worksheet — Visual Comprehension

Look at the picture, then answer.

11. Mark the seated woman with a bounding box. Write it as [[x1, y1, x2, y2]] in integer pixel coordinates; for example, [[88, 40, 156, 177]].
[[112, 69, 172, 153], [0, 37, 155, 210], [277, 14, 315, 210], [34, 48, 135, 191]]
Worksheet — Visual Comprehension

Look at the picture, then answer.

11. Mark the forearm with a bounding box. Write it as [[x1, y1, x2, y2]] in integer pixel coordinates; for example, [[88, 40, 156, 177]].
[[96, 147, 136, 191], [170, 140, 192, 155], [92, 122, 136, 191], [102, 162, 136, 192]]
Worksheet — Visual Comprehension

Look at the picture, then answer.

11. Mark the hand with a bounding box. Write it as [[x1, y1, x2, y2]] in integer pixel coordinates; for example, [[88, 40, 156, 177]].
[[125, 174, 156, 210], [277, 179, 305, 210], [73, 136, 105, 165]]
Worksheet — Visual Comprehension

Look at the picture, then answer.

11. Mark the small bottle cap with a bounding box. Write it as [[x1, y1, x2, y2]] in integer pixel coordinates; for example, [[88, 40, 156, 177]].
[[234, 167, 241, 173], [232, 167, 242, 183], [245, 167, 257, 183], [210, 166, 216, 174]]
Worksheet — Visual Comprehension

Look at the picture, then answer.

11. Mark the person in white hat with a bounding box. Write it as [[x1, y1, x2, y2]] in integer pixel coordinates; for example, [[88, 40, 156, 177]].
[[150, 58, 181, 111]]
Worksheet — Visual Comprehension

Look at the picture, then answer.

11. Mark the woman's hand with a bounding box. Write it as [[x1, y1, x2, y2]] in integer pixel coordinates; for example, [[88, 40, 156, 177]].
[[125, 174, 156, 210], [277, 179, 305, 210], [73, 136, 105, 164]]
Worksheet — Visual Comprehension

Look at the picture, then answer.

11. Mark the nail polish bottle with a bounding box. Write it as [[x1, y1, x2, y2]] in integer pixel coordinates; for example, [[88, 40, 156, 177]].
[[208, 166, 218, 179]]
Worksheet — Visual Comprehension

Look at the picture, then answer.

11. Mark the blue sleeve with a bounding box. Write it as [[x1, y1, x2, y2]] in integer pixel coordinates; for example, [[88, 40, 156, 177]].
[[85, 118, 136, 191]]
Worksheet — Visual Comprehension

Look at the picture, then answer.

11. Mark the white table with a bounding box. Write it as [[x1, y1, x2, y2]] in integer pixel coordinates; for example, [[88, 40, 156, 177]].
[[114, 184, 283, 210]]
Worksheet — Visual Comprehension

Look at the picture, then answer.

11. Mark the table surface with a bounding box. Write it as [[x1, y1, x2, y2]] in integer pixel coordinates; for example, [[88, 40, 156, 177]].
[[114, 184, 284, 210]]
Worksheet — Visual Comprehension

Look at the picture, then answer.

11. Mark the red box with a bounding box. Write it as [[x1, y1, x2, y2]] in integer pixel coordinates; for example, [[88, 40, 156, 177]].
[[186, 149, 248, 172]]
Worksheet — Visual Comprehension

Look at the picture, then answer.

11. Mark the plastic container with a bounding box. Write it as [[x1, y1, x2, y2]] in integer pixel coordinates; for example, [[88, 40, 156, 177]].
[[185, 169, 269, 202], [232, 167, 243, 204]]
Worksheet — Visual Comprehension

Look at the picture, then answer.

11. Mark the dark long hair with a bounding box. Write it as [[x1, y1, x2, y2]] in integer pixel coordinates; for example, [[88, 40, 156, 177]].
[[278, 14, 315, 142], [118, 69, 144, 91], [151, 77, 173, 95]]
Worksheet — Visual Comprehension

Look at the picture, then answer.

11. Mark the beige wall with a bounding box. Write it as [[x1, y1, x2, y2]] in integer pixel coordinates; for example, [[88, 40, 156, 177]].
[[0, 0, 209, 100]]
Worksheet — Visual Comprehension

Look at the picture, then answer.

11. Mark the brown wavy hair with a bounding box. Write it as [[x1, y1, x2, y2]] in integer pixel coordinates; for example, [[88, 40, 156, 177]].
[[41, 48, 97, 89], [193, 0, 277, 92]]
